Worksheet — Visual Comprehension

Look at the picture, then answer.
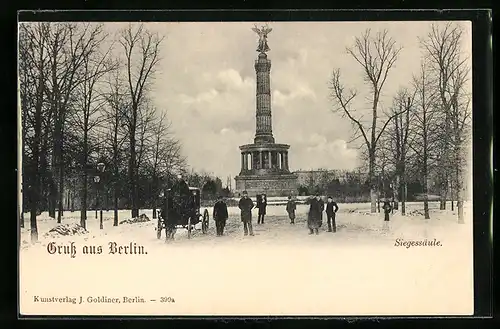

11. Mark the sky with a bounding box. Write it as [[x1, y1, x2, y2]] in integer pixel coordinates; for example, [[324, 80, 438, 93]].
[[103, 21, 472, 179]]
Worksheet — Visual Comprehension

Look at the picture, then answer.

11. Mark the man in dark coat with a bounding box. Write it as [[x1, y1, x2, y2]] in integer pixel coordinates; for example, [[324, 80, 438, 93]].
[[306, 194, 323, 235], [257, 193, 267, 224], [325, 196, 339, 232], [286, 195, 297, 224], [383, 200, 392, 221], [238, 191, 254, 236], [213, 195, 229, 236]]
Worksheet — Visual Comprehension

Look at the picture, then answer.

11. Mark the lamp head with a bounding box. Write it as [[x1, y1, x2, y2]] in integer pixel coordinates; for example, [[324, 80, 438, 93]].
[[97, 162, 106, 173]]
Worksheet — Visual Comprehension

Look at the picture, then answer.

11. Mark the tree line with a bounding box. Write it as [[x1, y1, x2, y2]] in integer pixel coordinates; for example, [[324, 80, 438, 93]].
[[329, 22, 471, 222], [19, 22, 186, 242]]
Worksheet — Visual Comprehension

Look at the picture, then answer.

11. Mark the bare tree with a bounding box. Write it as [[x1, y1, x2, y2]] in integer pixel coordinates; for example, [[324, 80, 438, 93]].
[[19, 23, 51, 242], [410, 60, 442, 220], [372, 136, 395, 212], [43, 23, 109, 223], [145, 110, 185, 219], [420, 22, 469, 211], [329, 29, 405, 213], [385, 88, 416, 215], [449, 61, 471, 223], [119, 23, 164, 218], [135, 104, 157, 176], [68, 25, 116, 229], [103, 70, 129, 226]]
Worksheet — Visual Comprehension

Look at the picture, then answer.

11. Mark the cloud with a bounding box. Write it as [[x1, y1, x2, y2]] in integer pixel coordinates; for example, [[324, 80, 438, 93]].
[[126, 21, 472, 180]]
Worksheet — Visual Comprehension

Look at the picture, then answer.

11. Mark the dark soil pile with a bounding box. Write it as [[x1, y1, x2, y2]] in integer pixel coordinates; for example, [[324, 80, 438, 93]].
[[45, 223, 88, 237], [119, 213, 151, 225]]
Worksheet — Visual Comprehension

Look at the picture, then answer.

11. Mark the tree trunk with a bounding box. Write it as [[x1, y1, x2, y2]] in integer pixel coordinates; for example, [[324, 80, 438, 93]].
[[422, 157, 430, 220], [129, 121, 139, 218], [401, 186, 406, 216], [439, 178, 447, 210], [152, 176, 157, 219], [29, 185, 39, 243], [393, 175, 400, 210], [106, 189, 109, 211], [455, 151, 465, 224], [57, 165, 64, 223], [80, 132, 88, 229], [457, 198, 464, 223], [423, 183, 430, 220], [113, 186, 119, 226], [369, 149, 377, 213], [48, 180, 56, 218], [80, 173, 87, 229], [29, 83, 44, 242], [450, 180, 454, 211]]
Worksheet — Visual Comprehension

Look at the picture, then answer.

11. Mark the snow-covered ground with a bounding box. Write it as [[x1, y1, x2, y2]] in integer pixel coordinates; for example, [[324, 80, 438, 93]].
[[19, 201, 473, 316]]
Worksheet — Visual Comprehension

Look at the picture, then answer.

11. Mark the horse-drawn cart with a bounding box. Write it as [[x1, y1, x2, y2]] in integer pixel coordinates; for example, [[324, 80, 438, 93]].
[[156, 183, 210, 240]]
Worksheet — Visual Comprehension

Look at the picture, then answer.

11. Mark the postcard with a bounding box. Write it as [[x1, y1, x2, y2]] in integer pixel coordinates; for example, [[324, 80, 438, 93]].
[[18, 19, 474, 316]]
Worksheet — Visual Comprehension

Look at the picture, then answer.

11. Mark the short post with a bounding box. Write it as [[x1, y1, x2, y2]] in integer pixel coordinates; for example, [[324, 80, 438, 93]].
[[94, 175, 101, 224], [95, 184, 98, 219]]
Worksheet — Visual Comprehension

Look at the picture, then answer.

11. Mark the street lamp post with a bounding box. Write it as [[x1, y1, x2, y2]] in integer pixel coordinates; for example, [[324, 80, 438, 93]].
[[95, 162, 106, 230]]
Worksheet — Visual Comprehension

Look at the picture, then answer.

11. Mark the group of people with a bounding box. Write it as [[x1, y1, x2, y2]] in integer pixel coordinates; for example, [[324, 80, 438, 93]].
[[160, 175, 393, 239], [213, 191, 269, 236], [212, 191, 343, 237], [301, 193, 340, 235]]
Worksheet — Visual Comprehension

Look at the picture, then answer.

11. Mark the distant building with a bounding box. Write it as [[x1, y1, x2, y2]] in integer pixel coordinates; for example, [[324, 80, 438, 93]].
[[294, 169, 342, 187], [294, 169, 369, 187]]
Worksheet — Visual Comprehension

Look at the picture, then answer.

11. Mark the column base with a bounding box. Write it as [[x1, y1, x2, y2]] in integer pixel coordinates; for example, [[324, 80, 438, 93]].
[[234, 173, 298, 197]]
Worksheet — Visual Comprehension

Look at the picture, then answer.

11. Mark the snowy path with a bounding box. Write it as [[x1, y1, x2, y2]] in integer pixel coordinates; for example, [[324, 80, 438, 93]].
[[19, 202, 473, 316]]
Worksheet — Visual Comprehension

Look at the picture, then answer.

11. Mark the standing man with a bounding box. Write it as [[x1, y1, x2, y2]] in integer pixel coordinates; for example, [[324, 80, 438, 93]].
[[238, 191, 254, 236], [325, 196, 339, 232], [257, 193, 267, 224], [306, 194, 323, 235], [213, 195, 229, 236], [383, 200, 392, 221], [286, 195, 296, 224]]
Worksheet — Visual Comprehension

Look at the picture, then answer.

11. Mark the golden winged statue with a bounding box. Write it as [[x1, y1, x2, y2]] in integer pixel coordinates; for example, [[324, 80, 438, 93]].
[[252, 24, 272, 53]]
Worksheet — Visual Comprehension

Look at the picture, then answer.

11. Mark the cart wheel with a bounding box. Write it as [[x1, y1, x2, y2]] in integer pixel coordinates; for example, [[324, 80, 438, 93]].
[[187, 216, 192, 239], [156, 220, 162, 239], [202, 209, 209, 234]]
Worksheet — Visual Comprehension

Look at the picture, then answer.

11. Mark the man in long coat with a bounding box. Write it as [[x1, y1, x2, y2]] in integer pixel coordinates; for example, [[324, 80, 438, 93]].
[[213, 195, 229, 236], [286, 195, 296, 224], [238, 191, 254, 236], [257, 193, 267, 224], [307, 194, 324, 235]]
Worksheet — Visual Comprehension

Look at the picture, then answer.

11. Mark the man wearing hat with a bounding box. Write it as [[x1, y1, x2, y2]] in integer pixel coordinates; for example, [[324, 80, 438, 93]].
[[238, 191, 254, 236], [213, 195, 229, 236], [325, 196, 339, 232], [306, 193, 324, 235], [257, 193, 267, 224], [382, 199, 392, 221], [286, 195, 297, 224]]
